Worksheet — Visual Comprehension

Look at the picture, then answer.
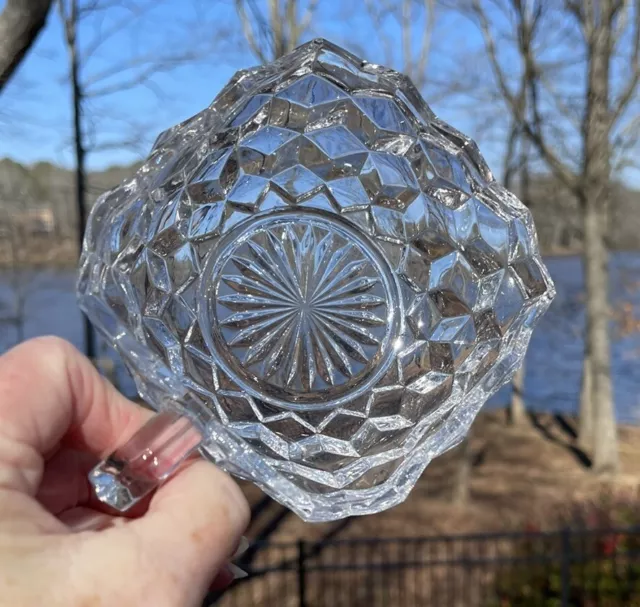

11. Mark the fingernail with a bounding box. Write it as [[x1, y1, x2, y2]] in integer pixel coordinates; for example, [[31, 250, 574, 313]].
[[227, 562, 248, 580], [233, 535, 250, 559]]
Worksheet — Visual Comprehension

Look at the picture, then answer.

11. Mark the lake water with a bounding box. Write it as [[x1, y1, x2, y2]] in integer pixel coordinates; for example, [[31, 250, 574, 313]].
[[2, 253, 640, 424]]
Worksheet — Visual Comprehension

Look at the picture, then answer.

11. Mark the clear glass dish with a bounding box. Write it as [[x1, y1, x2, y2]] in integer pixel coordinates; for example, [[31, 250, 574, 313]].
[[78, 39, 554, 522]]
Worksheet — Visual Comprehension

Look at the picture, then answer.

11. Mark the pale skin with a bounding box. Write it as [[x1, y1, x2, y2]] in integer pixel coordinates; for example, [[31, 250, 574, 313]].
[[0, 337, 250, 607]]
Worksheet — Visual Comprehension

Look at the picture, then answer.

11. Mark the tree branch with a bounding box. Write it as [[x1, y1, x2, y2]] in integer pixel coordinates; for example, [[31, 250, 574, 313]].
[[286, 0, 297, 48], [402, 0, 412, 77], [612, 0, 640, 120], [84, 50, 204, 97], [364, 0, 394, 66], [80, 0, 157, 62], [236, 0, 268, 63], [502, 119, 522, 188], [538, 72, 582, 131], [366, 0, 435, 91], [269, 0, 284, 58], [82, 45, 205, 89], [471, 0, 578, 191], [0, 0, 53, 93], [298, 0, 318, 35], [415, 0, 436, 87], [236, 0, 318, 62]]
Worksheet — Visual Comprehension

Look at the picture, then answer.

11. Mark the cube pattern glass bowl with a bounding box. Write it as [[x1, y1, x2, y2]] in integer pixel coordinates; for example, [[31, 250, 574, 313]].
[[78, 39, 554, 522]]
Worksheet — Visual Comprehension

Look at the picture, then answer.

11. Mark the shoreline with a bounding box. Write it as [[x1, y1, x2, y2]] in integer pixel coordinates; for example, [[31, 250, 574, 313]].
[[4, 246, 640, 270]]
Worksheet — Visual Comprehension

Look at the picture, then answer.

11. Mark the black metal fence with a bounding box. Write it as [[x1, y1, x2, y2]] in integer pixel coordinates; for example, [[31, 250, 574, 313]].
[[214, 527, 640, 607]]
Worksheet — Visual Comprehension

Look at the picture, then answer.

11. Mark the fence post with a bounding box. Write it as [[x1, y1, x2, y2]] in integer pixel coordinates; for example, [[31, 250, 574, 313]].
[[297, 539, 307, 607], [560, 527, 571, 607]]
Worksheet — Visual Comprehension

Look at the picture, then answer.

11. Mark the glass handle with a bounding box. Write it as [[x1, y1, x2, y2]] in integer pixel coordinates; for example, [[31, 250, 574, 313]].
[[88, 410, 204, 511]]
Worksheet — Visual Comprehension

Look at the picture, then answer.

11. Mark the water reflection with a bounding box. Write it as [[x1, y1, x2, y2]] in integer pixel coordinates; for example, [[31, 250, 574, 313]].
[[1, 253, 639, 423]]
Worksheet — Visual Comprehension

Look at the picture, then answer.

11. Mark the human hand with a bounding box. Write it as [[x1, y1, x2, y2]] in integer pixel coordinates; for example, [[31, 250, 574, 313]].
[[0, 337, 250, 607]]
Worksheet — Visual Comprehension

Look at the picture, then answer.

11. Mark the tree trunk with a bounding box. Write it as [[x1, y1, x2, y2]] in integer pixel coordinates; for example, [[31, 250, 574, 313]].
[[509, 364, 527, 426], [452, 437, 471, 506], [580, 10, 618, 474], [583, 201, 617, 473], [502, 119, 529, 428], [0, 0, 52, 92], [578, 355, 593, 448], [63, 0, 96, 359], [269, 0, 285, 59], [72, 43, 95, 359]]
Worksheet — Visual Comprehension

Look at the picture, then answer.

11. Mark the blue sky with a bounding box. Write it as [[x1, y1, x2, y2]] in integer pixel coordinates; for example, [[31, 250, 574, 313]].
[[0, 0, 502, 171], [0, 0, 252, 168], [0, 0, 637, 187]]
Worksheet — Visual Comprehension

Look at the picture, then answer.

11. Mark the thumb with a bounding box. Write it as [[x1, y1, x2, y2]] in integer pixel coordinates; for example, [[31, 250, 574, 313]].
[[129, 460, 249, 602]]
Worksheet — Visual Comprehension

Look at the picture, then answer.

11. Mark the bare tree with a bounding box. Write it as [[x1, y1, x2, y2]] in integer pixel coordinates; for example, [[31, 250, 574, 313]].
[[505, 130, 533, 427], [507, 139, 531, 428], [451, 436, 472, 505], [57, 0, 93, 356], [498, 14, 538, 426], [56, 0, 226, 359], [468, 0, 640, 473], [365, 0, 436, 92], [0, 0, 53, 93], [235, 0, 318, 62]]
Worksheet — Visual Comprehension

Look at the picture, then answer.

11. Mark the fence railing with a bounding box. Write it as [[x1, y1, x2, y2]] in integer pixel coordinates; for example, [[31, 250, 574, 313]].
[[212, 527, 640, 607]]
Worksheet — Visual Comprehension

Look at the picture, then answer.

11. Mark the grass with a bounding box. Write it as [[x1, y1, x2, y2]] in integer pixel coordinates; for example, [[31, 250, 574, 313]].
[[242, 409, 640, 543]]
